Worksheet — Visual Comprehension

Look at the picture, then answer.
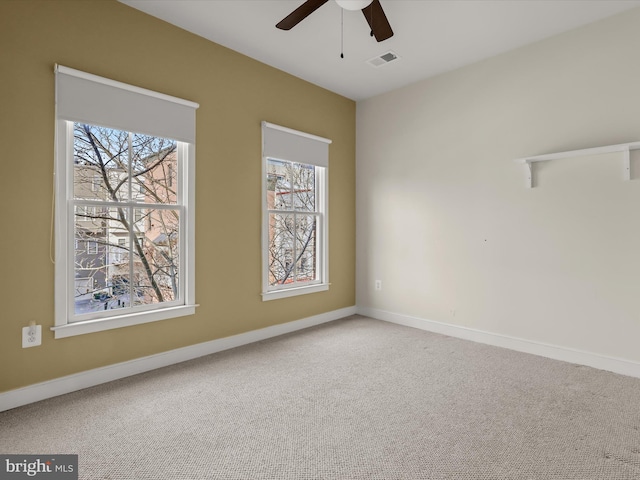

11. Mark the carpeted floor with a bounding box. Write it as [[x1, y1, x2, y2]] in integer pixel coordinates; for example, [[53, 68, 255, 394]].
[[1, 315, 640, 479]]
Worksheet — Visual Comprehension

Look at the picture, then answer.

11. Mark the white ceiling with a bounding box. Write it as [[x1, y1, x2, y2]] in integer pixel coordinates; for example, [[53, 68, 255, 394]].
[[120, 0, 640, 101]]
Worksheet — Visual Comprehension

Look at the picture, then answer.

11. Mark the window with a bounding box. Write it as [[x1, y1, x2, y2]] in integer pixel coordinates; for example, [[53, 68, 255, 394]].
[[113, 238, 127, 264], [85, 240, 98, 255], [134, 208, 145, 224], [91, 173, 101, 192], [261, 122, 330, 300], [54, 65, 199, 338]]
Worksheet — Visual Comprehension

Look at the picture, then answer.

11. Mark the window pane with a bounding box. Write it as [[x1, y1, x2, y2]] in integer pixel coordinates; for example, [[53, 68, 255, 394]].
[[132, 208, 180, 305], [295, 215, 317, 282], [132, 133, 177, 205], [268, 213, 294, 286], [266, 159, 292, 210], [74, 124, 129, 201], [292, 163, 316, 212], [74, 206, 128, 316]]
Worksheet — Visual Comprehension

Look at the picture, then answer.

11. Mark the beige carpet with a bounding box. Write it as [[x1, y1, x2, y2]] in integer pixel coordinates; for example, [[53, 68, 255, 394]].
[[1, 315, 640, 479]]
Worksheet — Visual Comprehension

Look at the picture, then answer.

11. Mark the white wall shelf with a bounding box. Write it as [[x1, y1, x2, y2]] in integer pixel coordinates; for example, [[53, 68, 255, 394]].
[[514, 141, 640, 188]]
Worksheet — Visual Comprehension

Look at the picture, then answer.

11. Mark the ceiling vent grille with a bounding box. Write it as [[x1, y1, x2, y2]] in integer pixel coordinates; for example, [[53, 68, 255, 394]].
[[366, 51, 400, 68]]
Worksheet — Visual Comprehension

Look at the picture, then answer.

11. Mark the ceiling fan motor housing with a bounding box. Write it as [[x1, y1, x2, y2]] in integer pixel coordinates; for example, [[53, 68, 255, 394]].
[[335, 0, 373, 11]]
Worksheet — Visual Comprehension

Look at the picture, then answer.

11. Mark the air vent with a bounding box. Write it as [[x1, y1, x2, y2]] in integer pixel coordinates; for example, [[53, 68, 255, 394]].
[[366, 51, 400, 68]]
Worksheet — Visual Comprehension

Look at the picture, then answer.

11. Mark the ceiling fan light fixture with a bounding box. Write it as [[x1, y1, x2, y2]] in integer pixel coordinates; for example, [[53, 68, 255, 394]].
[[335, 0, 373, 11]]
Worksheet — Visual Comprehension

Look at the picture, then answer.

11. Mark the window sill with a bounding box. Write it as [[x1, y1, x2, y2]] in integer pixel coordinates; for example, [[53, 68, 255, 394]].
[[261, 283, 329, 301], [51, 305, 198, 339]]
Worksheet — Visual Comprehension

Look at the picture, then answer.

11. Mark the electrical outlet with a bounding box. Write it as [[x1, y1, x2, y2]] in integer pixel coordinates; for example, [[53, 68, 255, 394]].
[[375, 280, 382, 291], [22, 324, 42, 348]]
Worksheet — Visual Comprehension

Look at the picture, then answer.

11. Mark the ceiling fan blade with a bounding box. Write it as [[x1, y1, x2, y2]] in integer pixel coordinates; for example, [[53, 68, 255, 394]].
[[362, 0, 393, 42], [276, 0, 329, 30]]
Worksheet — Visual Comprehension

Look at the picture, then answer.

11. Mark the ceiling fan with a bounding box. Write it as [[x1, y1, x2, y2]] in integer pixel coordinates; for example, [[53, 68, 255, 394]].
[[276, 0, 394, 43]]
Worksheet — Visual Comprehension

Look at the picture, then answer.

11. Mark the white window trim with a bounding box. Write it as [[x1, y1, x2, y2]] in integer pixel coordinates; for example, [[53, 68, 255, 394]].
[[53, 66, 198, 339], [261, 122, 330, 301]]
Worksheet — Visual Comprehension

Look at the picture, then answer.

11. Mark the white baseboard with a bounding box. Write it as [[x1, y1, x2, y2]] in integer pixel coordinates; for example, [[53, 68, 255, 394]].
[[0, 306, 357, 412], [358, 306, 640, 379]]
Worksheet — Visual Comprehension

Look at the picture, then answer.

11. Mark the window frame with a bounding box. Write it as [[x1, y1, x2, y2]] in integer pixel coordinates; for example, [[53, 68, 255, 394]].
[[53, 66, 198, 339], [261, 122, 330, 301]]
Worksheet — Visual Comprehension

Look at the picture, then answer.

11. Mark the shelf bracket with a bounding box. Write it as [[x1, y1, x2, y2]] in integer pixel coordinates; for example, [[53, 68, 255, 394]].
[[623, 146, 631, 181], [525, 161, 533, 188]]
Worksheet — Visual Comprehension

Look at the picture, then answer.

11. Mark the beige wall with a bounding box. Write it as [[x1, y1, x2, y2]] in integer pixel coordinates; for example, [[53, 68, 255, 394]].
[[357, 8, 640, 363], [0, 0, 355, 393]]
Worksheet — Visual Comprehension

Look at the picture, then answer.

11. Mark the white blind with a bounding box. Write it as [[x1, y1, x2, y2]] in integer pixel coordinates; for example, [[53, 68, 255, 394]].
[[55, 65, 199, 143], [262, 121, 331, 168]]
